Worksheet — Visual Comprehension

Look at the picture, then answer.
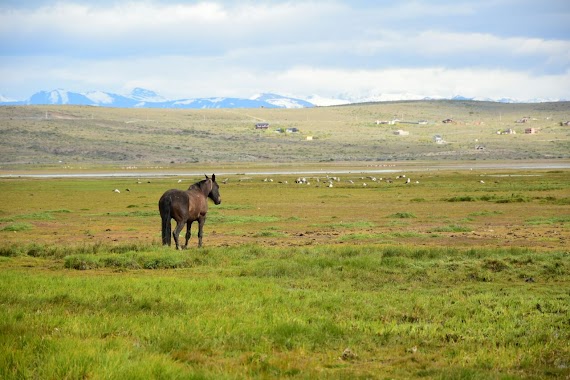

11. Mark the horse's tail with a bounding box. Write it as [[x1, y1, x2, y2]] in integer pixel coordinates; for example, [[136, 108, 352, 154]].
[[160, 196, 172, 246]]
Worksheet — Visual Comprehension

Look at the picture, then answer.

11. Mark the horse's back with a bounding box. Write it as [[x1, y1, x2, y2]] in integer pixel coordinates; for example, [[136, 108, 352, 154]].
[[159, 189, 190, 218]]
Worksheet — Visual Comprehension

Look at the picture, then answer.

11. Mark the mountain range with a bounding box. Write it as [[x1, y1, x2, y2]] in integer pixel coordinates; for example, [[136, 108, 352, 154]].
[[0, 88, 566, 109], [0, 88, 315, 109]]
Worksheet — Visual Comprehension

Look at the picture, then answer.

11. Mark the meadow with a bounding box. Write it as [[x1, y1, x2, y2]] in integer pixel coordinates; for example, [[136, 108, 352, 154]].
[[0, 100, 569, 167], [1, 101, 569, 378], [1, 167, 569, 379]]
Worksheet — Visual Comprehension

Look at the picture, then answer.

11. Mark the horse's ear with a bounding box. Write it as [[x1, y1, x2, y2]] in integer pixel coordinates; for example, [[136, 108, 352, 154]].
[[212, 174, 216, 182], [204, 174, 209, 180]]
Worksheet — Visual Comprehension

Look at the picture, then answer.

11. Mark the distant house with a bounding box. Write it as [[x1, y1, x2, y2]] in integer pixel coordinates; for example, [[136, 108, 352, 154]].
[[255, 122, 269, 129], [442, 118, 454, 123], [500, 128, 516, 135], [286, 127, 299, 133], [525, 127, 537, 134], [418, 120, 428, 125], [376, 120, 389, 125], [516, 117, 530, 123], [433, 135, 444, 144], [394, 130, 409, 136]]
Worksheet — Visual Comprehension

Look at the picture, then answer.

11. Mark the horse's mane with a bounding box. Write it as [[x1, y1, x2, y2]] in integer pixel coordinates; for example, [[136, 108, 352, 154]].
[[188, 179, 208, 191]]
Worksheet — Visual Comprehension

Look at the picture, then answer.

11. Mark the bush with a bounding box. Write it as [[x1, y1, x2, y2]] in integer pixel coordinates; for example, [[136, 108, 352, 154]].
[[389, 212, 416, 219]]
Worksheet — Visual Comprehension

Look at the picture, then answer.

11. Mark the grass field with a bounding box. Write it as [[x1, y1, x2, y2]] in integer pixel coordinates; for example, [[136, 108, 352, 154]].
[[1, 167, 569, 379], [1, 101, 569, 167], [1, 102, 569, 378]]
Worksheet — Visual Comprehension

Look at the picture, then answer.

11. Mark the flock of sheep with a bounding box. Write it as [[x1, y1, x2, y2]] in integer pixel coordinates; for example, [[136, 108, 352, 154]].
[[259, 174, 419, 187]]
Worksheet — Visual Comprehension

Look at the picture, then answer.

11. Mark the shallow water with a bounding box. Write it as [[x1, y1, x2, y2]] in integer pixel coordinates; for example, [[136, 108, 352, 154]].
[[1, 162, 568, 178]]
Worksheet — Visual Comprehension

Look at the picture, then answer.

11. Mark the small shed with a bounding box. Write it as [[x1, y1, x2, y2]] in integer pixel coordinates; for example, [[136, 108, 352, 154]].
[[255, 122, 269, 129], [286, 128, 299, 133]]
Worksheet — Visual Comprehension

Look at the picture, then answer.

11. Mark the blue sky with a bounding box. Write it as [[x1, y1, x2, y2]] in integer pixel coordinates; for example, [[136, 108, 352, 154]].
[[1, 0, 569, 102]]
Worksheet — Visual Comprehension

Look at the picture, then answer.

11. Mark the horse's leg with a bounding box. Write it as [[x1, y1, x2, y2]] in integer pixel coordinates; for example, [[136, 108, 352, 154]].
[[197, 216, 206, 248], [173, 220, 185, 250], [183, 221, 192, 249]]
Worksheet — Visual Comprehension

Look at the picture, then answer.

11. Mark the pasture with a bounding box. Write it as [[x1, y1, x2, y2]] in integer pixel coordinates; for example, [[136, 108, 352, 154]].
[[1, 100, 569, 167], [1, 167, 569, 379]]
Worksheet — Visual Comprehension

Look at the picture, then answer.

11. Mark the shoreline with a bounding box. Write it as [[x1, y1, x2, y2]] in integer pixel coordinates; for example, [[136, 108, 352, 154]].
[[2, 160, 569, 178]]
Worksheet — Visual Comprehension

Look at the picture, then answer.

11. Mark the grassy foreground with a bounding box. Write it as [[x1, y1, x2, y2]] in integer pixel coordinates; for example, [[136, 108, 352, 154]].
[[0, 168, 569, 378], [1, 244, 569, 379]]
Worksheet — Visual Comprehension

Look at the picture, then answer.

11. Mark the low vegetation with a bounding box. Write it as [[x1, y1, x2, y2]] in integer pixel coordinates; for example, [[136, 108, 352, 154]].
[[1, 100, 569, 166], [0, 167, 569, 378], [1, 102, 569, 378]]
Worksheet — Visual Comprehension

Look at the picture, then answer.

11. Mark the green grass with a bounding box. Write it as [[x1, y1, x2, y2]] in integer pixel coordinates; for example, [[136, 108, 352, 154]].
[[1, 223, 33, 232], [431, 224, 473, 233], [339, 231, 424, 241], [209, 214, 281, 224], [526, 215, 570, 225], [0, 168, 569, 378], [0, 244, 568, 379]]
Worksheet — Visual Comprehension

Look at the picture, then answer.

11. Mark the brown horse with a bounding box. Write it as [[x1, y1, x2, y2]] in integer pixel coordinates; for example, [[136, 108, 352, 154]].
[[159, 174, 221, 249]]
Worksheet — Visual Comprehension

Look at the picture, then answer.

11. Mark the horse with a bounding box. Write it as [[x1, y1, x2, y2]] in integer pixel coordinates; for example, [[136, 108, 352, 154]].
[[159, 174, 222, 249]]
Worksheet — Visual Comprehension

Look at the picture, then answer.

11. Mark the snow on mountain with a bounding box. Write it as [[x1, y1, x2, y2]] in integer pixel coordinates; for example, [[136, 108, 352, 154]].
[[250, 93, 313, 109], [128, 87, 167, 102], [28, 89, 94, 105], [1, 88, 566, 108], [85, 91, 115, 104], [302, 95, 350, 107]]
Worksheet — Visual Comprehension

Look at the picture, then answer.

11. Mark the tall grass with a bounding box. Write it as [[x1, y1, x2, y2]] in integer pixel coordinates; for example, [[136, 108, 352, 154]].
[[1, 243, 568, 379]]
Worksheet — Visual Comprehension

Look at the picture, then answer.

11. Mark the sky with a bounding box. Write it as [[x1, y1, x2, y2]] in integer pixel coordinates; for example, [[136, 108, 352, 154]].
[[1, 0, 569, 102]]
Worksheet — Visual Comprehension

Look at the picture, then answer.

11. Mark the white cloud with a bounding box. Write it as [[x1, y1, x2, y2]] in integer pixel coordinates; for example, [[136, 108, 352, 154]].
[[1, 1, 569, 101]]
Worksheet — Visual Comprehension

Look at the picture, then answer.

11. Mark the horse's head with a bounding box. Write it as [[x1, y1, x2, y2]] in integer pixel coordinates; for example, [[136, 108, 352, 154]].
[[206, 174, 222, 205]]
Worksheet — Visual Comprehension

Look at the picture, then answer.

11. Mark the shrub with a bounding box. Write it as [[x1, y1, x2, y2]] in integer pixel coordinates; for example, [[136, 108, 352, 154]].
[[389, 212, 416, 219], [445, 196, 476, 202]]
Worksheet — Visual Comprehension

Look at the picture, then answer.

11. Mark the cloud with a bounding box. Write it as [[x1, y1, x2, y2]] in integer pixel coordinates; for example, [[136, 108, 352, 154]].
[[0, 1, 569, 100]]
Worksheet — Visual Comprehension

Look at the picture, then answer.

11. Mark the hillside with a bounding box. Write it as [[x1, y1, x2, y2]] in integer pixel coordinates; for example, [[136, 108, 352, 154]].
[[0, 100, 569, 167]]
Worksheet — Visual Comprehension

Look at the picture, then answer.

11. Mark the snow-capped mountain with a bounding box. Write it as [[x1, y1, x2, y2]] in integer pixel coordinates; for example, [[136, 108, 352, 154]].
[[128, 88, 167, 103], [250, 93, 313, 109], [0, 88, 314, 109], [0, 88, 567, 108], [304, 95, 351, 107]]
